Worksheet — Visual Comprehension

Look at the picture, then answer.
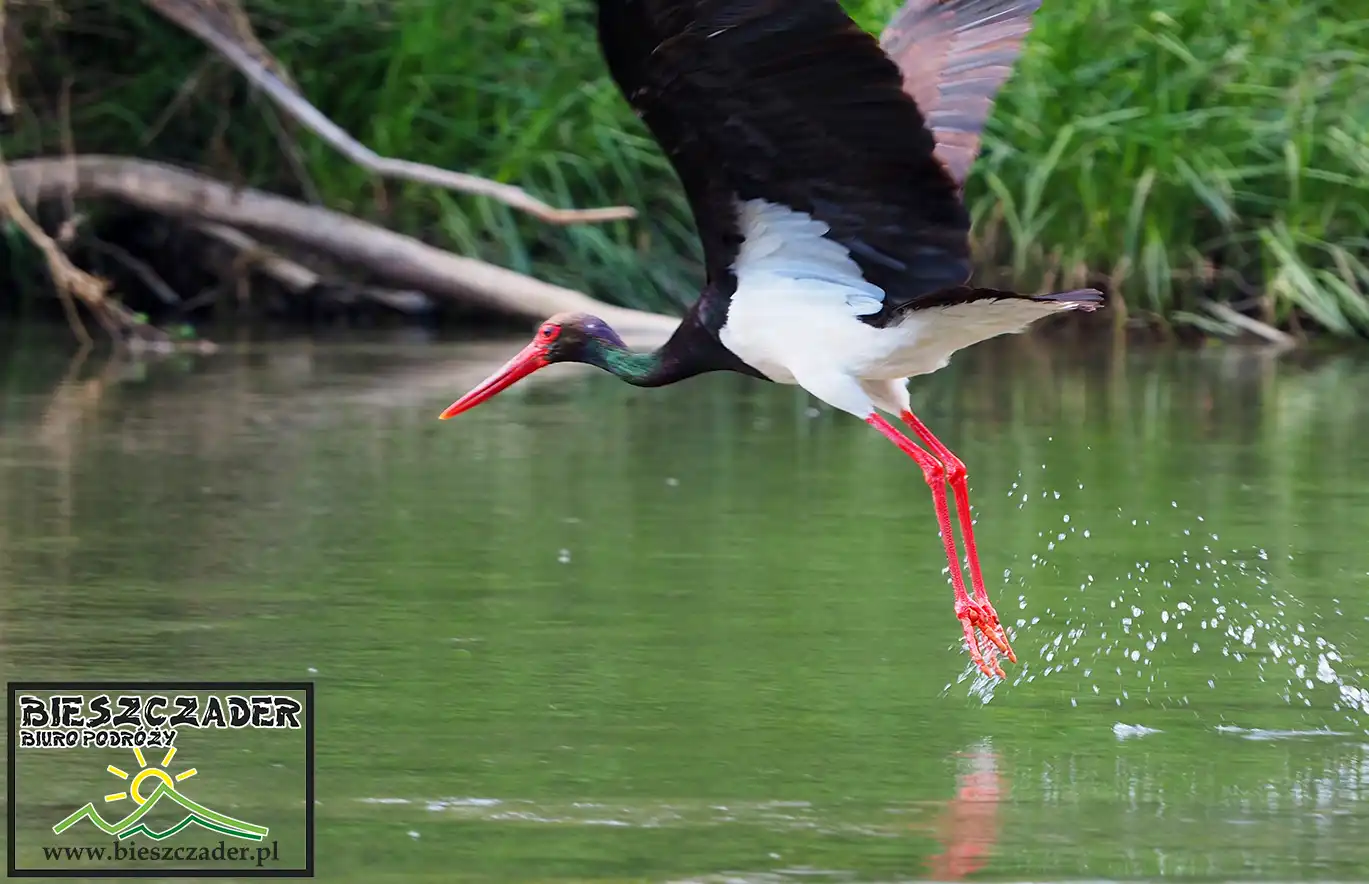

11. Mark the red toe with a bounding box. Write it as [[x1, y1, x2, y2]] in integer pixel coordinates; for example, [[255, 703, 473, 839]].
[[956, 602, 1014, 677]]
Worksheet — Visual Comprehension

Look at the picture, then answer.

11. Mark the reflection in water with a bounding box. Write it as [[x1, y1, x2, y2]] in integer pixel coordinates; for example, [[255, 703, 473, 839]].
[[350, 741, 1005, 880], [1, 326, 1368, 880], [924, 743, 1001, 881]]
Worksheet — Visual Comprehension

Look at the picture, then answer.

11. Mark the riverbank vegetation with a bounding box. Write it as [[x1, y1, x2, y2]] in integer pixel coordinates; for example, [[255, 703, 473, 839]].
[[1, 0, 1367, 343]]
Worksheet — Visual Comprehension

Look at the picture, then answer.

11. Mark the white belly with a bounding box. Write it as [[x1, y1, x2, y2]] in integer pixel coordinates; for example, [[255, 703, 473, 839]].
[[720, 292, 894, 384]]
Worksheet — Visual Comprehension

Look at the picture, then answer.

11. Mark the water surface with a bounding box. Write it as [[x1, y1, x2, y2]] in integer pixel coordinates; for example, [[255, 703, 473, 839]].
[[2, 327, 1367, 881]]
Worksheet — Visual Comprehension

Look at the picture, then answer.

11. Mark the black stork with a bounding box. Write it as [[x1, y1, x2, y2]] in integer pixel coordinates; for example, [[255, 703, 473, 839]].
[[439, 0, 1102, 679]]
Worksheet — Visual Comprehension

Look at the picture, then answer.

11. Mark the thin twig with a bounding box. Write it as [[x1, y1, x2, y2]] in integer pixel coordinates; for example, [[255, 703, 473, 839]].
[[58, 76, 77, 221], [87, 239, 182, 305], [251, 90, 323, 206], [0, 0, 14, 116], [143, 0, 636, 225], [141, 56, 213, 146]]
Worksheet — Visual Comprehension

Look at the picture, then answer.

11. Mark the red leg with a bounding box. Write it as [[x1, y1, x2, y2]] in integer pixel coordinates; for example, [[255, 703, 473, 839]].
[[899, 409, 1015, 665], [867, 414, 1004, 678]]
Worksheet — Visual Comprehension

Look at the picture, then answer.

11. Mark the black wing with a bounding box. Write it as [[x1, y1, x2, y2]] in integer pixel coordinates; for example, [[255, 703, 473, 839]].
[[880, 0, 1041, 187], [596, 0, 973, 332]]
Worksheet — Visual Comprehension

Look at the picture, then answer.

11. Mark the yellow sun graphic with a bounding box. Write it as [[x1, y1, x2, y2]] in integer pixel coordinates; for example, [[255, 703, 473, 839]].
[[103, 747, 198, 806]]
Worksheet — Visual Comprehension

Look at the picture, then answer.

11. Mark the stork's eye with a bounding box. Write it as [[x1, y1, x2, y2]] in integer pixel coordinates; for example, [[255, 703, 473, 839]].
[[539, 325, 558, 341]]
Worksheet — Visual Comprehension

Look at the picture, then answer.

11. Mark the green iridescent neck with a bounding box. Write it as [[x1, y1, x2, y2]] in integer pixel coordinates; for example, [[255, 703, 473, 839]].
[[584, 338, 670, 387]]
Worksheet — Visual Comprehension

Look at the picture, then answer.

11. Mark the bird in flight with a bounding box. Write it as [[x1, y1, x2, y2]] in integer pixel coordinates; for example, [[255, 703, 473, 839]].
[[440, 0, 1102, 679]]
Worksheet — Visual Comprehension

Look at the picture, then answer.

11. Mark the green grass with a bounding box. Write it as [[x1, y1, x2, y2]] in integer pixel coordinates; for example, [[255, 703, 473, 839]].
[[5, 0, 1369, 336], [956, 0, 1369, 336]]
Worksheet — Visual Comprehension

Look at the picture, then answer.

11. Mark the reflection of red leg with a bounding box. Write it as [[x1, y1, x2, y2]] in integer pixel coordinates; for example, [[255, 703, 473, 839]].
[[926, 748, 1003, 880], [866, 414, 1002, 678], [899, 409, 1016, 665]]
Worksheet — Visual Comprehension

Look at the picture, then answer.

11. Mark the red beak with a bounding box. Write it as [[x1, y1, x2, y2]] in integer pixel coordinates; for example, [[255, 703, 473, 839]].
[[438, 340, 550, 420]]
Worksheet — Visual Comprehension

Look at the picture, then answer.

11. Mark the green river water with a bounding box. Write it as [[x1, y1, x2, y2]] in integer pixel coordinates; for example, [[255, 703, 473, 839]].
[[1, 326, 1367, 881]]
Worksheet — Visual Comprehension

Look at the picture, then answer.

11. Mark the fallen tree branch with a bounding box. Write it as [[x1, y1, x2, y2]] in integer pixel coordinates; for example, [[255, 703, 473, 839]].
[[195, 221, 313, 289], [193, 221, 433, 315], [1199, 298, 1298, 348], [8, 155, 680, 335], [143, 0, 636, 226]]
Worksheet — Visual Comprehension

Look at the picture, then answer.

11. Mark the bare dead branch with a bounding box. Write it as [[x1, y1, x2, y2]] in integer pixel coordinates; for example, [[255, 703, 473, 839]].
[[7, 154, 679, 336], [143, 0, 637, 226], [193, 221, 432, 315]]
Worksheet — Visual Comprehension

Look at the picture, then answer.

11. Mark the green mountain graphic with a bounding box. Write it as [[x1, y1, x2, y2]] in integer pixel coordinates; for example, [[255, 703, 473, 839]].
[[52, 781, 268, 842]]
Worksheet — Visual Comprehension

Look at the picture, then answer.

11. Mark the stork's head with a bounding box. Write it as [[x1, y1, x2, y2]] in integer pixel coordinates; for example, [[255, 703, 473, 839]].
[[437, 313, 624, 419]]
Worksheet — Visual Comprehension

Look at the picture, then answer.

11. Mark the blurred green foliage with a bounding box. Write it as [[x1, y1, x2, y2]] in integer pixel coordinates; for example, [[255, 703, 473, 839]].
[[3, 0, 1367, 335]]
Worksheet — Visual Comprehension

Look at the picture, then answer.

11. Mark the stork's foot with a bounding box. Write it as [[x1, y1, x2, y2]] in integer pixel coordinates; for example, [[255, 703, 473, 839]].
[[955, 597, 1014, 679]]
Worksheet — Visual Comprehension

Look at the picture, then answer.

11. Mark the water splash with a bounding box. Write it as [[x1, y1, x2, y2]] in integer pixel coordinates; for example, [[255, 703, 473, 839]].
[[950, 472, 1367, 734]]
